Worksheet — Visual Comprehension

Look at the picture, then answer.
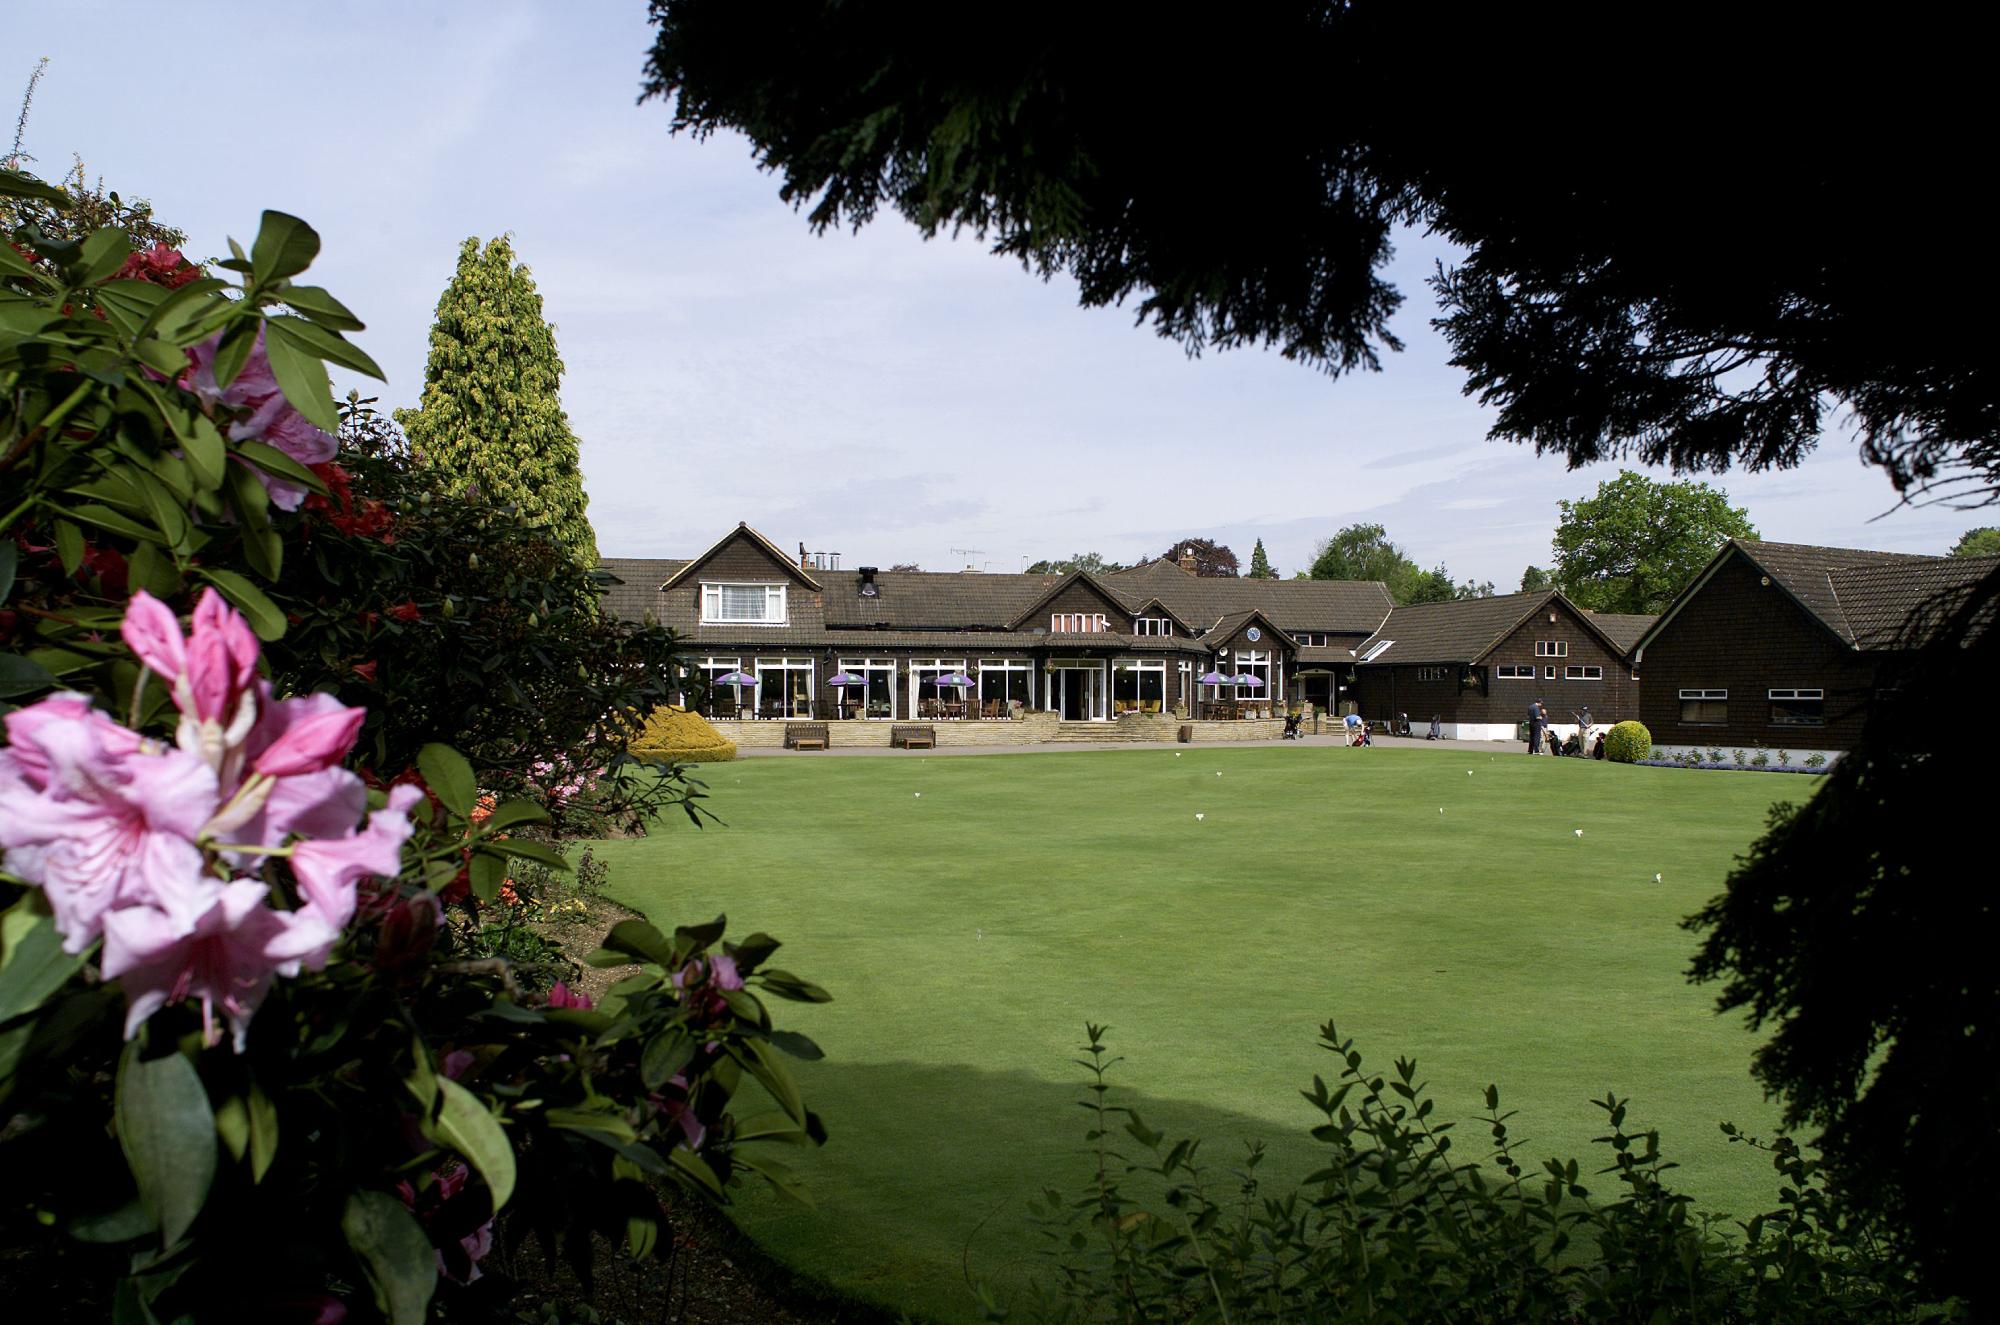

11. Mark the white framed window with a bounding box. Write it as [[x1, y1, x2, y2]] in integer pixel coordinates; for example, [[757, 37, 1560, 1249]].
[[1545, 665, 1557, 679], [1132, 617, 1173, 636], [1769, 688, 1825, 726], [910, 658, 970, 718], [1051, 613, 1108, 634], [1234, 649, 1271, 700], [976, 658, 1034, 716], [702, 582, 787, 625], [1495, 664, 1535, 680], [1296, 632, 1330, 647], [1415, 666, 1451, 681], [752, 656, 814, 718], [1112, 660, 1168, 713], [837, 657, 898, 720], [1359, 639, 1393, 662], [1535, 640, 1569, 658], [700, 657, 746, 715], [1679, 688, 1727, 725], [1564, 665, 1603, 680]]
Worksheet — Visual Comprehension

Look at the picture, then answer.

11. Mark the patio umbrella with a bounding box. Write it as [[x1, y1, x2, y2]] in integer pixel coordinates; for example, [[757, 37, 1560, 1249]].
[[932, 672, 975, 688], [1198, 670, 1232, 685], [712, 670, 757, 686], [1234, 673, 1265, 687], [826, 671, 862, 686]]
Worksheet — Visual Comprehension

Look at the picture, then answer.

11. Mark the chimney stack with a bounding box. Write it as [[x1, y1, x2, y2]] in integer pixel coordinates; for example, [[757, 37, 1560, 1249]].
[[799, 542, 811, 571], [1178, 546, 1198, 574]]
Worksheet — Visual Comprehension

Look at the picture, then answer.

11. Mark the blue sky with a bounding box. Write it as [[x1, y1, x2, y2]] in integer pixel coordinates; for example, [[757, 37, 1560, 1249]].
[[11, 4, 1980, 584]]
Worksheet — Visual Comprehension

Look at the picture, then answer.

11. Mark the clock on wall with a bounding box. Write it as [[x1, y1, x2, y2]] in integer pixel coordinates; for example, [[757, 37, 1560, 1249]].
[[1246, 626, 1262, 642]]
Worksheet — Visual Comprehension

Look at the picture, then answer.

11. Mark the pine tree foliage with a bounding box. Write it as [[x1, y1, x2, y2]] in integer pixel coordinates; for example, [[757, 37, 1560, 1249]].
[[396, 236, 598, 564], [1248, 538, 1275, 578]]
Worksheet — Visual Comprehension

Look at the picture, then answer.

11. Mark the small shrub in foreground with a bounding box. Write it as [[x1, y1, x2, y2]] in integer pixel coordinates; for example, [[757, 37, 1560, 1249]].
[[997, 1024, 1948, 1324], [1603, 720, 1652, 763]]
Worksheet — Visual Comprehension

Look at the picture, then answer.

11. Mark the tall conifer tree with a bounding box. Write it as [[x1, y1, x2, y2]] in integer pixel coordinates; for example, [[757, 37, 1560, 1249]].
[[396, 236, 598, 564], [1248, 538, 1275, 578]]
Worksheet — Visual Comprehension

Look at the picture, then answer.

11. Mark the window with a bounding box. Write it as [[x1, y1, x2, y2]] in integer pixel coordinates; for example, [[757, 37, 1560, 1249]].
[[1545, 665, 1557, 679], [1495, 664, 1535, 680], [1769, 688, 1825, 726], [1133, 617, 1173, 636], [1415, 666, 1451, 681], [1359, 639, 1393, 662], [910, 659, 971, 718], [1112, 660, 1167, 714], [977, 659, 1034, 716], [1232, 649, 1272, 702], [1564, 665, 1603, 680], [753, 657, 814, 718], [1679, 688, 1727, 725], [1535, 640, 1569, 658], [1051, 613, 1108, 633], [702, 582, 787, 624], [700, 657, 745, 716], [836, 657, 898, 719], [1292, 631, 1328, 647]]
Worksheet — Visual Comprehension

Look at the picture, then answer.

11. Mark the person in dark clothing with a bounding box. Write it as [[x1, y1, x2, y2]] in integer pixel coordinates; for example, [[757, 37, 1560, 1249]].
[[1427, 714, 1442, 740], [1527, 700, 1545, 755]]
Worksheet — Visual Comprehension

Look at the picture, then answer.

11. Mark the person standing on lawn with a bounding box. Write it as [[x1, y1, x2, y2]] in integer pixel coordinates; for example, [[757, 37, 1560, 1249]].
[[1527, 699, 1545, 755]]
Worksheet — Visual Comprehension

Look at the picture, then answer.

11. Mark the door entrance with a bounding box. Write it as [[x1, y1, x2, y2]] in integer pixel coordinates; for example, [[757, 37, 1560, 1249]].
[[1055, 665, 1103, 720]]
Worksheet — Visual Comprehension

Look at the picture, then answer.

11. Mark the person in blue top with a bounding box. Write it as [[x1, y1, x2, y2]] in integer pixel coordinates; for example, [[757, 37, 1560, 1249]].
[[1526, 700, 1544, 754], [1343, 711, 1365, 746]]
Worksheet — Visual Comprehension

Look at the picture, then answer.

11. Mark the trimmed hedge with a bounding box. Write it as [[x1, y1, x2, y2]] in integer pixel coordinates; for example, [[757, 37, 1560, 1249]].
[[1604, 719, 1651, 763], [630, 705, 737, 763]]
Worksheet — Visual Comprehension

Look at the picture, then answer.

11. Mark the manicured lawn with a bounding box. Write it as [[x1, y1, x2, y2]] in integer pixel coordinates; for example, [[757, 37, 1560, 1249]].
[[592, 745, 1806, 1323]]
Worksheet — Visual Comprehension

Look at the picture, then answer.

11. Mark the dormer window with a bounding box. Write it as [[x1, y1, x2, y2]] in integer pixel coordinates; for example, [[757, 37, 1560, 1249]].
[[1133, 617, 1173, 636], [702, 583, 788, 625], [1051, 613, 1107, 634]]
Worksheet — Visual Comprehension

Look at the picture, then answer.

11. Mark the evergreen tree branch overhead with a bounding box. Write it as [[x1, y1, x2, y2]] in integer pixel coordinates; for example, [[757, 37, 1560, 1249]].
[[395, 236, 599, 565], [640, 4, 1997, 504]]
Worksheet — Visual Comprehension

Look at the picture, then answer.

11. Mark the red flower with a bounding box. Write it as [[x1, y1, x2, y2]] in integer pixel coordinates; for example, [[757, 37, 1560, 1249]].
[[112, 242, 202, 289], [350, 660, 379, 684], [387, 601, 421, 624]]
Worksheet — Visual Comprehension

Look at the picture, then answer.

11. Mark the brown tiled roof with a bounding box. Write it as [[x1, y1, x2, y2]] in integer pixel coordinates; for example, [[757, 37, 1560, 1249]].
[[678, 630, 1210, 655], [1585, 612, 1658, 652], [1830, 556, 1999, 650], [598, 557, 687, 624], [818, 569, 1063, 629], [1733, 539, 1935, 645], [1354, 591, 1558, 666], [1105, 560, 1394, 633], [1203, 608, 1298, 650]]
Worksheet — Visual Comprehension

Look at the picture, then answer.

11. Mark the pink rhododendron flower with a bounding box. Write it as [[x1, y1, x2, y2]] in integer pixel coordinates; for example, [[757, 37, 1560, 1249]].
[[545, 981, 594, 1010], [182, 327, 337, 510], [0, 703, 219, 952], [100, 878, 302, 1050], [0, 591, 409, 1049]]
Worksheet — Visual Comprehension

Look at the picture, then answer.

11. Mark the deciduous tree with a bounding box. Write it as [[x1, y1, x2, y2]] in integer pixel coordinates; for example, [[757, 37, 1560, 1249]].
[[396, 236, 598, 565], [1025, 552, 1123, 576], [1949, 527, 2000, 558], [1154, 538, 1237, 577], [1552, 471, 1756, 614]]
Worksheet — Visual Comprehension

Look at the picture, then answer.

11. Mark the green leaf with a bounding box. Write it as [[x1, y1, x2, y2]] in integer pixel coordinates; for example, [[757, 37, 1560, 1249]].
[[640, 1029, 695, 1090], [261, 315, 339, 435], [115, 1043, 218, 1247], [249, 211, 321, 285], [734, 1153, 815, 1207], [0, 897, 85, 1021], [209, 316, 258, 391], [76, 228, 132, 285], [0, 652, 59, 700], [468, 851, 505, 904], [0, 167, 70, 205], [53, 518, 84, 575], [479, 799, 549, 832], [597, 919, 676, 968], [182, 414, 226, 489], [545, 1107, 637, 1142], [69, 501, 158, 543], [195, 569, 287, 641], [756, 968, 833, 1004], [67, 1198, 158, 1245], [247, 1080, 279, 1182], [278, 284, 364, 332], [233, 438, 328, 497], [487, 838, 568, 870], [764, 1030, 825, 1062], [666, 1146, 725, 1199], [738, 1038, 808, 1126], [731, 1111, 813, 1144], [429, 1076, 516, 1211], [416, 743, 476, 816], [0, 241, 44, 281], [266, 312, 384, 380], [0, 542, 15, 603], [341, 1190, 436, 1325]]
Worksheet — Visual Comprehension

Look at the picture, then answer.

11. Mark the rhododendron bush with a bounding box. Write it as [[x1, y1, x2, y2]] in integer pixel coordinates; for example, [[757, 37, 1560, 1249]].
[[0, 169, 826, 1323]]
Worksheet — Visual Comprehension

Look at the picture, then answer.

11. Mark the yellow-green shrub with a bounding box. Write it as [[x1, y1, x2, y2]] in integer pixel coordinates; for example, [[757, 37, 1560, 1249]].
[[1604, 719, 1652, 763], [630, 705, 737, 763]]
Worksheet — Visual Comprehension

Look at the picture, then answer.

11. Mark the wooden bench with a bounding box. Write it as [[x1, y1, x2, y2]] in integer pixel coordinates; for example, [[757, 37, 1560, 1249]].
[[785, 722, 829, 751], [890, 724, 937, 749]]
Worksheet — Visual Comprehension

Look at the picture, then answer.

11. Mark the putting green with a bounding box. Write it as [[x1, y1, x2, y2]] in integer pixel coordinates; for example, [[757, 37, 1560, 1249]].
[[593, 745, 1804, 1322]]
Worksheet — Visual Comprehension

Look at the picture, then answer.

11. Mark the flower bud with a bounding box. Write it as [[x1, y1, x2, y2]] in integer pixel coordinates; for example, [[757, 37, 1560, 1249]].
[[467, 553, 480, 570]]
